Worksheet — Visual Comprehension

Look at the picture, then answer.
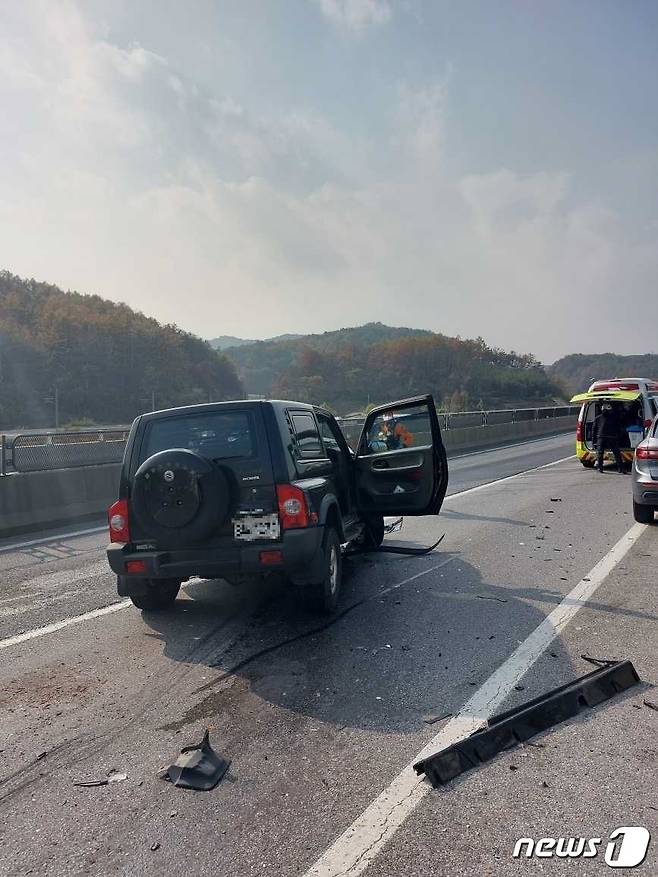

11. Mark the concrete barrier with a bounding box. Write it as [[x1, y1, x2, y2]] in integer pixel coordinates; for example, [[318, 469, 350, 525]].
[[0, 416, 576, 538], [443, 414, 575, 454], [0, 464, 120, 538]]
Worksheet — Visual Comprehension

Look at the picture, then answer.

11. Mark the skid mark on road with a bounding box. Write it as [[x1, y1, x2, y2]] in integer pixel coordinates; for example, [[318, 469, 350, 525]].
[[304, 522, 647, 877]]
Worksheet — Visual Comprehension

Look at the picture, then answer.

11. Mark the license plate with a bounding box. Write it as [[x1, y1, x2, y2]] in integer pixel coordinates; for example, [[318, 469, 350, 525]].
[[233, 513, 280, 542]]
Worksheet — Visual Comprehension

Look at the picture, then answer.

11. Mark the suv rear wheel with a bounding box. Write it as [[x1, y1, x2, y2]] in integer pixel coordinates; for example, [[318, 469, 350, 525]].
[[633, 500, 655, 524], [128, 579, 181, 611], [310, 527, 343, 614]]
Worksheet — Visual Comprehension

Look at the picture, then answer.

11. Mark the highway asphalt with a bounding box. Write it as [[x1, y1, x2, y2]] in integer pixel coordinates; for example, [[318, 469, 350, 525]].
[[0, 432, 656, 876]]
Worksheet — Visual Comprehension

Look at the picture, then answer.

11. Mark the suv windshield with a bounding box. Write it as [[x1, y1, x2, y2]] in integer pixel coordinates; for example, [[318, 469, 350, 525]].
[[141, 410, 255, 461]]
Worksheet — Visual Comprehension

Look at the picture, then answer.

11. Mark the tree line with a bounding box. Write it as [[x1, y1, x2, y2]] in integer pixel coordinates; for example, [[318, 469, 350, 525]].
[[0, 272, 244, 430], [225, 323, 564, 412]]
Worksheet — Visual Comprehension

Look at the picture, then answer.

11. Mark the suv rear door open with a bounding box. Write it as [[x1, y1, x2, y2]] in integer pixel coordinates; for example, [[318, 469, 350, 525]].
[[354, 395, 448, 516]]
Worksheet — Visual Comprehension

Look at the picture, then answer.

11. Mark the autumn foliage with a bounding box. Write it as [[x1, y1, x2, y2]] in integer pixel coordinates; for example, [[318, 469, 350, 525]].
[[0, 272, 244, 429]]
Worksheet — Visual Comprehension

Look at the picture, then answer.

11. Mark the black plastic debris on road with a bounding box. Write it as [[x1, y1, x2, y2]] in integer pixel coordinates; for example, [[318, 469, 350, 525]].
[[162, 729, 230, 791], [413, 660, 640, 788]]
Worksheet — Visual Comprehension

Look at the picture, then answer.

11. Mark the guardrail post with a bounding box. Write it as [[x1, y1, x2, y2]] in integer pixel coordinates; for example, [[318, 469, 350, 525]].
[[0, 434, 5, 476]]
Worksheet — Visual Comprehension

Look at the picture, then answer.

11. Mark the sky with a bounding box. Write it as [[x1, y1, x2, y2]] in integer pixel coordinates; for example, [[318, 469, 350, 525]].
[[1, 0, 657, 363]]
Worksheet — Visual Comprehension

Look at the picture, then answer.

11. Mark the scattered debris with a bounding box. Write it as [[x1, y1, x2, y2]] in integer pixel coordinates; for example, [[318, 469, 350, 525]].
[[541, 781, 549, 788], [162, 729, 230, 791], [550, 498, 562, 502], [643, 700, 658, 713], [383, 517, 403, 534], [73, 769, 127, 788], [509, 764, 518, 771], [150, 843, 160, 852], [414, 660, 640, 788], [514, 685, 525, 691], [476, 595, 508, 603], [422, 712, 452, 725]]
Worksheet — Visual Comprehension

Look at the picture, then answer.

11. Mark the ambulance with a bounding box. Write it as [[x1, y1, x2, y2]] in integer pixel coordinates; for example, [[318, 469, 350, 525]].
[[571, 378, 658, 468]]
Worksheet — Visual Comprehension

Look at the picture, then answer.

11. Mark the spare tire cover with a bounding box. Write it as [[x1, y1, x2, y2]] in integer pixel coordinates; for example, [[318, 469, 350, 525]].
[[132, 449, 230, 544]]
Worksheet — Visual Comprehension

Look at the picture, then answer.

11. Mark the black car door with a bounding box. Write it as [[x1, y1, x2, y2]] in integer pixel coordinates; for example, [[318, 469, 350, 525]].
[[353, 395, 448, 516]]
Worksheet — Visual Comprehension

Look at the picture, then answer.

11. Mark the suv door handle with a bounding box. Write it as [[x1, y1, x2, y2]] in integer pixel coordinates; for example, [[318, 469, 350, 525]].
[[372, 459, 389, 469]]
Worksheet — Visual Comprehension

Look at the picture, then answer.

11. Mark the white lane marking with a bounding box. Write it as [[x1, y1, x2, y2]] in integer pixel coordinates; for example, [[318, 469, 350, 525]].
[[448, 432, 572, 461], [0, 590, 84, 618], [304, 521, 646, 877], [7, 560, 110, 593], [0, 525, 106, 555], [0, 592, 41, 606], [0, 600, 131, 650], [445, 454, 575, 501]]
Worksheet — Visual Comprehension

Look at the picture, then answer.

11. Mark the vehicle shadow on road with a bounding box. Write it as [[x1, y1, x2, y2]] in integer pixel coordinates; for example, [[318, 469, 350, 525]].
[[141, 551, 585, 736]]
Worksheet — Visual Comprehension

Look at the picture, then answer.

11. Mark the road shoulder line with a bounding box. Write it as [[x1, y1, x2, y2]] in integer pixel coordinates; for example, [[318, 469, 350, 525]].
[[303, 521, 647, 877]]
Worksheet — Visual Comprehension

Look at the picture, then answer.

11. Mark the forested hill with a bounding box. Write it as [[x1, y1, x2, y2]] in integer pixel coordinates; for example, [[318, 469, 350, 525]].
[[549, 353, 658, 396], [0, 271, 243, 429], [223, 323, 563, 412]]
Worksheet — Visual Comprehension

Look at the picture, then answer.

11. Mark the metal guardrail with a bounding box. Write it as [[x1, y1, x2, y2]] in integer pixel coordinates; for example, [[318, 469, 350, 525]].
[[1, 429, 129, 474], [0, 406, 580, 474], [336, 405, 580, 450]]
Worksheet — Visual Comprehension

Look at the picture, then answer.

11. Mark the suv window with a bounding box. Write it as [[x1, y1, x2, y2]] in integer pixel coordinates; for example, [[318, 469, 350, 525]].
[[318, 415, 342, 450], [141, 411, 255, 461], [365, 404, 432, 454], [291, 412, 323, 458]]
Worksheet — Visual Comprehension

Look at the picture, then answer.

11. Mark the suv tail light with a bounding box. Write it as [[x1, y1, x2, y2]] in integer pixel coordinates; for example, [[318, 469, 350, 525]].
[[108, 499, 130, 543], [636, 446, 658, 461], [277, 485, 313, 530], [576, 420, 583, 442]]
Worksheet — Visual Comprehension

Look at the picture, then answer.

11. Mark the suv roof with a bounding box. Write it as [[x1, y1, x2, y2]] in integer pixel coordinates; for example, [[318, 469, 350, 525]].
[[139, 398, 319, 422]]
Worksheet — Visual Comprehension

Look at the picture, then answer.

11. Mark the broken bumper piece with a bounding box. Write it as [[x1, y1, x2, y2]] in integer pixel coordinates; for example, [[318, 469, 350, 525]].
[[162, 729, 230, 791], [413, 659, 640, 788]]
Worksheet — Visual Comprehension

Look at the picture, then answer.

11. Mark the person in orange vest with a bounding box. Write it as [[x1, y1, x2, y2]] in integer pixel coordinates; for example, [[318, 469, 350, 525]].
[[381, 412, 414, 450]]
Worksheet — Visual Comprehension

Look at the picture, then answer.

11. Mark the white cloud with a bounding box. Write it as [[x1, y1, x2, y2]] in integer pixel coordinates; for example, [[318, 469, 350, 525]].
[[314, 0, 392, 33], [0, 2, 656, 363]]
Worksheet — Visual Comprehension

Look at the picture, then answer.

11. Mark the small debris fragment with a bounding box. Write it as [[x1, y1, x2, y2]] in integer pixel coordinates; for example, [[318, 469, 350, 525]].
[[541, 781, 549, 788], [150, 842, 160, 852], [509, 764, 518, 771], [643, 700, 658, 712], [476, 595, 507, 603], [107, 770, 127, 784], [422, 712, 452, 725], [550, 498, 562, 502], [549, 651, 558, 658], [514, 685, 525, 691]]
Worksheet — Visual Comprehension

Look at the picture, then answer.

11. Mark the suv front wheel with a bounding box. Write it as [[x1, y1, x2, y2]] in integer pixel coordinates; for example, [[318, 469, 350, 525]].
[[311, 527, 343, 614], [124, 579, 181, 611]]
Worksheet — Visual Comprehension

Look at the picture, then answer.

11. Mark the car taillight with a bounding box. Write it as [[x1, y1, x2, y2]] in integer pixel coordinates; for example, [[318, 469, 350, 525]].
[[277, 485, 310, 530], [576, 421, 583, 441], [108, 499, 130, 543], [636, 446, 658, 461]]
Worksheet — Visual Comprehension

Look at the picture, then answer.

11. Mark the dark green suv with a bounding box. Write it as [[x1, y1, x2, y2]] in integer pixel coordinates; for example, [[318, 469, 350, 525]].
[[107, 395, 448, 613]]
